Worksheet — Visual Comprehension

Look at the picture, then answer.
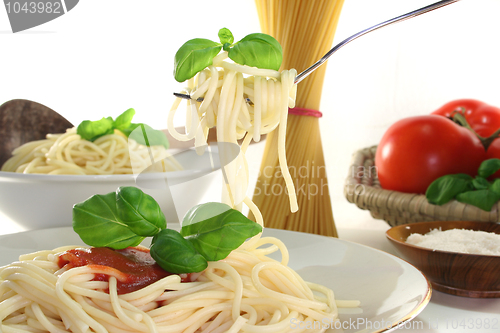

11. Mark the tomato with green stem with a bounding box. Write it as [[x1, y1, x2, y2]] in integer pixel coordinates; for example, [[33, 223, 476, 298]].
[[432, 99, 500, 138], [433, 99, 500, 179], [375, 115, 486, 194]]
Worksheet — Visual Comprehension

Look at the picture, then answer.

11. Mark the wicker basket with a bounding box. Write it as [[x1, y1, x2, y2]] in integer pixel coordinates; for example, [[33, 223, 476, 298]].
[[344, 146, 500, 227]]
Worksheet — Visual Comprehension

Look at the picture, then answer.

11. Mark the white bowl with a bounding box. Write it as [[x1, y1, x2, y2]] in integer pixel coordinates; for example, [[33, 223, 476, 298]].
[[0, 148, 222, 230]]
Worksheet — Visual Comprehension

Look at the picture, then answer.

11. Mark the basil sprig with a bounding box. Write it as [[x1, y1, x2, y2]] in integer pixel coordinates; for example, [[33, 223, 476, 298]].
[[72, 187, 262, 274], [174, 28, 282, 82], [73, 191, 145, 249], [151, 229, 208, 273], [180, 203, 263, 261], [174, 39, 222, 83], [113, 108, 135, 131], [426, 158, 500, 211], [76, 108, 169, 149], [227, 33, 283, 72], [77, 117, 115, 142]]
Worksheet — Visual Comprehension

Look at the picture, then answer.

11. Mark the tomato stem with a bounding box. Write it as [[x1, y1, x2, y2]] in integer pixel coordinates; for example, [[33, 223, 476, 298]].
[[452, 113, 500, 151]]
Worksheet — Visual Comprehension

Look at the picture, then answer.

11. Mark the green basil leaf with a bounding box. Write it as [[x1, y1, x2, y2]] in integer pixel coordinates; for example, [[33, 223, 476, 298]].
[[472, 177, 490, 190], [180, 203, 262, 261], [77, 117, 114, 142], [73, 192, 144, 249], [120, 123, 140, 137], [456, 189, 500, 211], [426, 174, 474, 205], [490, 179, 500, 195], [126, 123, 170, 149], [113, 108, 135, 131], [150, 229, 208, 274], [218, 27, 234, 46], [478, 158, 500, 178], [182, 202, 232, 227], [228, 33, 282, 70], [174, 38, 222, 82], [116, 187, 166, 237]]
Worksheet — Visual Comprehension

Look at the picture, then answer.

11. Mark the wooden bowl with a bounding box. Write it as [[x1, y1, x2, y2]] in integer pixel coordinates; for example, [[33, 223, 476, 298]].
[[386, 221, 500, 298]]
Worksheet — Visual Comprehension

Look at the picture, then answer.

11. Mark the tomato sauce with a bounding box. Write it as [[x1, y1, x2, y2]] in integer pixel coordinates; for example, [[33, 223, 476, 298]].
[[57, 247, 190, 294]]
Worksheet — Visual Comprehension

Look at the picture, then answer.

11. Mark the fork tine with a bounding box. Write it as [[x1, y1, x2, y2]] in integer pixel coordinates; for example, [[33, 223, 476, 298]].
[[173, 92, 193, 100], [174, 92, 255, 106]]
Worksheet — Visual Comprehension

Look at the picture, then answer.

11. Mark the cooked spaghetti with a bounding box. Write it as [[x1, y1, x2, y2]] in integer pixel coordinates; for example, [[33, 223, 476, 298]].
[[1, 128, 182, 175], [168, 52, 298, 216], [0, 237, 358, 333], [162, 34, 356, 333], [0, 28, 359, 333]]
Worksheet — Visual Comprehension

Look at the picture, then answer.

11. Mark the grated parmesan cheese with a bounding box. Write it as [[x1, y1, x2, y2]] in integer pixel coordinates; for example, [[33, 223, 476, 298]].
[[406, 228, 500, 256]]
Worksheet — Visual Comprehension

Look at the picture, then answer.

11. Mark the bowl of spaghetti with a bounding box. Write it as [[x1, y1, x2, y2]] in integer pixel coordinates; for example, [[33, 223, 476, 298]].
[[0, 126, 222, 230]]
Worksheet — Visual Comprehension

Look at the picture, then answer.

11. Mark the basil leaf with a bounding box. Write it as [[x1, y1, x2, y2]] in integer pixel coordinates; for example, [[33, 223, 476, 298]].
[[490, 179, 500, 195], [182, 202, 232, 227], [478, 158, 500, 178], [174, 38, 222, 82], [127, 123, 170, 149], [116, 187, 166, 237], [113, 108, 135, 131], [228, 33, 282, 71], [472, 177, 490, 190], [120, 123, 140, 137], [73, 192, 144, 249], [150, 229, 208, 274], [77, 117, 114, 142], [426, 174, 474, 205], [180, 203, 262, 261], [218, 27, 234, 46], [456, 189, 500, 211]]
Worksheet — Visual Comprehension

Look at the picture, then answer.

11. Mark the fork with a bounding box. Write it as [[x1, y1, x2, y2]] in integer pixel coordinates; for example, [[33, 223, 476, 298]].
[[174, 0, 461, 101]]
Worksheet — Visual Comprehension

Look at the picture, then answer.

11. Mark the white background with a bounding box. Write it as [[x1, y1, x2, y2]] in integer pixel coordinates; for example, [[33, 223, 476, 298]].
[[1, 0, 500, 233]]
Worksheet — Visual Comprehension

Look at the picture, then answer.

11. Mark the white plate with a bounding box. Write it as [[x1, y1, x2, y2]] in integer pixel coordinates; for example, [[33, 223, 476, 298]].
[[0, 227, 431, 333]]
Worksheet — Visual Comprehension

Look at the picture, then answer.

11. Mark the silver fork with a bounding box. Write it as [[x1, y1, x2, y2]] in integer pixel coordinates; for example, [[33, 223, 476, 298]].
[[174, 0, 461, 101]]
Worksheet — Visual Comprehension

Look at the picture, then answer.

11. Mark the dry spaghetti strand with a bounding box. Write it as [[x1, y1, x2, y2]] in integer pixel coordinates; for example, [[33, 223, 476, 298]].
[[251, 0, 345, 237]]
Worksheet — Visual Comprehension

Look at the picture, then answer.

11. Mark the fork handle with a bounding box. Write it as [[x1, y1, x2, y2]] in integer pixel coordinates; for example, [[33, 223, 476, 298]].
[[294, 0, 461, 84]]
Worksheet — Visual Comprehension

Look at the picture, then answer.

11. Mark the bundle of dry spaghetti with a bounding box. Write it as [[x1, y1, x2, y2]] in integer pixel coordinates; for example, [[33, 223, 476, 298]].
[[251, 0, 345, 236], [1, 128, 182, 175]]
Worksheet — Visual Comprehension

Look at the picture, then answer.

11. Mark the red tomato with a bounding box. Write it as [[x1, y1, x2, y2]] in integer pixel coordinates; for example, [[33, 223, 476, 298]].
[[432, 99, 500, 137], [375, 115, 486, 194]]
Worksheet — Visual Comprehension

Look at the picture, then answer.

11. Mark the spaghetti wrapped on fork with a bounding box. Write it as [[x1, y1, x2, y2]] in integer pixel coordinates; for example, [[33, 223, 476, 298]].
[[169, 40, 299, 220]]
